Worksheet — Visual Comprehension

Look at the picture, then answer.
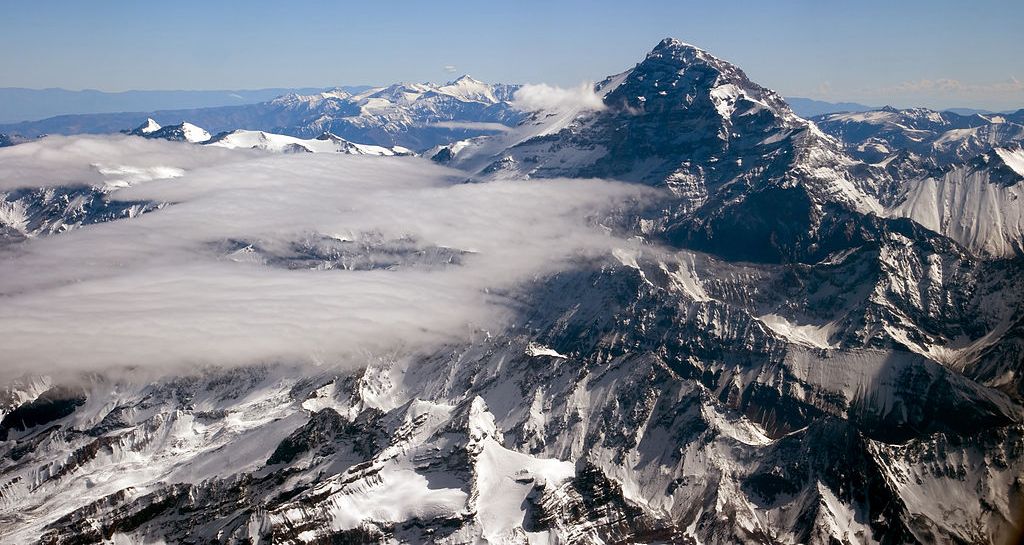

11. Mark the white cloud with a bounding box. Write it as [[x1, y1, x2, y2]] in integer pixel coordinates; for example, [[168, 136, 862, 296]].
[[443, 65, 458, 74], [0, 136, 647, 379], [851, 76, 1024, 108], [0, 134, 251, 191], [512, 82, 606, 113]]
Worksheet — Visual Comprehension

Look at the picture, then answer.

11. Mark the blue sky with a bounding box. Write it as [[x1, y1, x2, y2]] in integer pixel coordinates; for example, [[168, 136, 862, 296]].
[[1, 0, 1021, 110]]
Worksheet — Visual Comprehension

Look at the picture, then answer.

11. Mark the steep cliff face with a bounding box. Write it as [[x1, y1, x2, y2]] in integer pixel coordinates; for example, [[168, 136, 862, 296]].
[[5, 238, 1022, 544], [885, 146, 1024, 258]]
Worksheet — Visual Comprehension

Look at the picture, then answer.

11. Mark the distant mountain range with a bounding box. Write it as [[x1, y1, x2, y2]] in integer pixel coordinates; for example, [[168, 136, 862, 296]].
[[1, 86, 1012, 137], [785, 97, 1006, 118], [0, 77, 523, 151], [0, 87, 377, 124]]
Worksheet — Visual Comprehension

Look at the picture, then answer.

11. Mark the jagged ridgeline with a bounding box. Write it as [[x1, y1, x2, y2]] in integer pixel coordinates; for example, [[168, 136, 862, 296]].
[[1, 38, 1023, 545]]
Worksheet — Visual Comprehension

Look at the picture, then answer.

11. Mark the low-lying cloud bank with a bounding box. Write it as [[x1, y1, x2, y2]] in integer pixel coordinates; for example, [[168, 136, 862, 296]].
[[0, 136, 645, 378], [512, 82, 606, 113]]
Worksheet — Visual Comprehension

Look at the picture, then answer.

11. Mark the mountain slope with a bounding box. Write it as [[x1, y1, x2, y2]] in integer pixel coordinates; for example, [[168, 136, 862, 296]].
[[886, 146, 1024, 257]]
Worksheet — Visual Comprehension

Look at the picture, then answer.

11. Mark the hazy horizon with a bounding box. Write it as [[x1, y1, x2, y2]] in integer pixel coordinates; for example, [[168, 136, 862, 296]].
[[1, 0, 1021, 112]]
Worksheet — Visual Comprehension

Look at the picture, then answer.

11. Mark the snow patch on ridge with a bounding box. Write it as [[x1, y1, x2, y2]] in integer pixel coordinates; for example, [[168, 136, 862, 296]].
[[525, 342, 567, 359], [995, 147, 1024, 176], [758, 314, 838, 349]]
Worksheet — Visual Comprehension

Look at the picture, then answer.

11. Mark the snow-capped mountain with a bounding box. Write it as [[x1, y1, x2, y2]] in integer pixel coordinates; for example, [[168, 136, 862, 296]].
[[2, 39, 1023, 545], [206, 129, 413, 156], [125, 120, 415, 156], [814, 106, 1024, 166], [252, 76, 522, 149], [140, 121, 212, 143], [441, 38, 886, 263], [126, 117, 162, 136], [4, 77, 524, 151], [807, 108, 1024, 259]]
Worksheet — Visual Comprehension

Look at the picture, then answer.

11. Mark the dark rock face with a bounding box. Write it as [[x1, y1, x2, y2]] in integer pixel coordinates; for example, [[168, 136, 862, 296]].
[[0, 184, 164, 245], [0, 387, 85, 441], [267, 408, 384, 465], [478, 39, 808, 192], [213, 233, 467, 271]]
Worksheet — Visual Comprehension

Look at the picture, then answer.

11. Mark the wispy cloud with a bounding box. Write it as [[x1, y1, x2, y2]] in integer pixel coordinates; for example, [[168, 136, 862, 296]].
[[512, 82, 606, 112], [883, 77, 1024, 94], [443, 65, 458, 74], [0, 136, 646, 379], [849, 76, 1023, 106], [808, 81, 834, 99], [801, 76, 1023, 109]]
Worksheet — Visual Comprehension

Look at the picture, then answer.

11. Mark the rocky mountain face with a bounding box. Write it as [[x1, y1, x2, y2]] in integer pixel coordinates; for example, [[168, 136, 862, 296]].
[[0, 184, 164, 245], [1, 39, 1023, 545]]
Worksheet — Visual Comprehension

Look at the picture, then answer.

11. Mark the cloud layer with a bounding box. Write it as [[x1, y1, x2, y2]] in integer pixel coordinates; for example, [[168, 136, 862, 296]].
[[0, 136, 645, 378], [512, 83, 606, 113]]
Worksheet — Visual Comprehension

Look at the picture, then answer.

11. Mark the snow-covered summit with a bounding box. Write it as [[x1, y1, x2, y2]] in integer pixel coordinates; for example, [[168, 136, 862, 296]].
[[127, 118, 162, 135], [140, 121, 211, 143], [446, 37, 877, 226], [206, 129, 411, 156], [437, 74, 500, 103]]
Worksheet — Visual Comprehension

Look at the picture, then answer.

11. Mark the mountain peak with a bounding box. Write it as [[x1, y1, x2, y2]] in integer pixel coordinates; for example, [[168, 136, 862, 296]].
[[642, 37, 741, 76], [127, 117, 161, 136], [315, 131, 344, 142], [144, 121, 211, 143], [437, 75, 499, 103], [653, 37, 704, 53], [599, 35, 797, 126], [450, 74, 483, 85]]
